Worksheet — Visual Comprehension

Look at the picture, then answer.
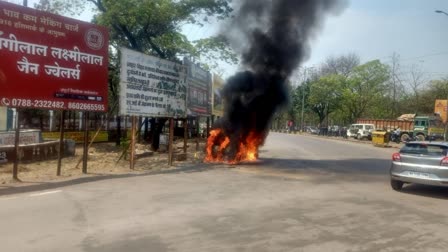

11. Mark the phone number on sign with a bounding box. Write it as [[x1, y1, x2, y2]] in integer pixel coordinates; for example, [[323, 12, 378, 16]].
[[68, 102, 105, 111], [11, 99, 65, 109]]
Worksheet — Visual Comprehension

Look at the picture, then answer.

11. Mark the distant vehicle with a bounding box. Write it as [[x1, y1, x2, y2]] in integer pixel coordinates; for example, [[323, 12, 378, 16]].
[[328, 125, 341, 136], [357, 114, 445, 142], [305, 126, 318, 134], [347, 124, 375, 140], [390, 141, 448, 190]]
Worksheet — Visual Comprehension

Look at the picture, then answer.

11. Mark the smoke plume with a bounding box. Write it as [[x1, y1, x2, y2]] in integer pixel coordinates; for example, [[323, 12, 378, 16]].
[[211, 0, 347, 161]]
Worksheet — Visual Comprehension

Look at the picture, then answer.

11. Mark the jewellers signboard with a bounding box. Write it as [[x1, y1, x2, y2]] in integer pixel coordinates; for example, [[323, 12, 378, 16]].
[[184, 58, 212, 116], [0, 1, 109, 112], [119, 47, 187, 118]]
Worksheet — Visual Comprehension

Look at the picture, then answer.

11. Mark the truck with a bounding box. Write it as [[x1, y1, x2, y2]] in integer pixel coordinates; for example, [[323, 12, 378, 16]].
[[356, 114, 445, 142]]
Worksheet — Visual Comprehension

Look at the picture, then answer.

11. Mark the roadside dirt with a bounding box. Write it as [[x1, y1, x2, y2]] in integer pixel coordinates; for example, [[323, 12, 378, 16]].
[[0, 139, 207, 188]]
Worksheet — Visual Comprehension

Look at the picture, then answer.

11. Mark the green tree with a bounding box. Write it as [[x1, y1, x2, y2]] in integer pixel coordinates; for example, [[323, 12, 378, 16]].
[[291, 80, 312, 128], [418, 79, 448, 114], [341, 60, 390, 123], [308, 74, 345, 125]]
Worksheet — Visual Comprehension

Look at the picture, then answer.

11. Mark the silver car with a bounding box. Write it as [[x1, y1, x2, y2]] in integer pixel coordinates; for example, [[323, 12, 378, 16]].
[[390, 141, 448, 190]]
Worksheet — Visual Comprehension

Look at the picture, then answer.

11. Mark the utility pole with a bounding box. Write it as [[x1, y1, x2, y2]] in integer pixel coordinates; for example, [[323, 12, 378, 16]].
[[435, 10, 448, 140], [23, 0, 27, 7]]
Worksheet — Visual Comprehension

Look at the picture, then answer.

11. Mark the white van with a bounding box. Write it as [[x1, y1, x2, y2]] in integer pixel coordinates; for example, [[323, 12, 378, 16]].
[[347, 124, 375, 139]]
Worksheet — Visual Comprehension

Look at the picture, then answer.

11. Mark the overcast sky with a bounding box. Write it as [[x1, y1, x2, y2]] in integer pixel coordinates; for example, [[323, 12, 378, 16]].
[[15, 0, 448, 80], [308, 0, 448, 80]]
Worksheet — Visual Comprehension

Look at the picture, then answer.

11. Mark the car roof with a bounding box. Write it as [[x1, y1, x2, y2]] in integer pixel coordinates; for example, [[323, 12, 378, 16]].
[[404, 141, 448, 147]]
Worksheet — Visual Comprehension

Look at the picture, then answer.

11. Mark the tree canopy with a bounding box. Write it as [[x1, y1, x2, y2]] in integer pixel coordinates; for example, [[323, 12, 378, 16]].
[[273, 53, 448, 131], [35, 0, 237, 64]]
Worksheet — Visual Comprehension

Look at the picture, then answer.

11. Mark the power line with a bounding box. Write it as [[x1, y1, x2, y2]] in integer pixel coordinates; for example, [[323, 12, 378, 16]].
[[380, 51, 448, 62]]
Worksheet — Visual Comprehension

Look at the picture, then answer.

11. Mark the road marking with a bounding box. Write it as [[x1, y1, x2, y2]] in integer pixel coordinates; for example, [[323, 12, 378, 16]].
[[29, 190, 62, 197]]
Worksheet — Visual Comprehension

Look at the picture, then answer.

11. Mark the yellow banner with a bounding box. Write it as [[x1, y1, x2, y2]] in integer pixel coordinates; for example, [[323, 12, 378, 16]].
[[42, 131, 109, 143], [434, 99, 447, 123]]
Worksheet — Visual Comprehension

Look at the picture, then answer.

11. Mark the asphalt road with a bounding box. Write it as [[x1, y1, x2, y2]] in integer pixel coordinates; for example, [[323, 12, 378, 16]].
[[1, 132, 448, 252]]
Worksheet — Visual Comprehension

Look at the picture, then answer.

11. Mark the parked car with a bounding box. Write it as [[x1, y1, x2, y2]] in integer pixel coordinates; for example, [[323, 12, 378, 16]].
[[347, 123, 375, 140], [390, 141, 448, 190], [305, 126, 319, 134], [328, 125, 340, 136]]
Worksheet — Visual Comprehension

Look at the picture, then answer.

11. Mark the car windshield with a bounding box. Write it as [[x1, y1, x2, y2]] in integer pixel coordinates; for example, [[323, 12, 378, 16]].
[[400, 143, 448, 156]]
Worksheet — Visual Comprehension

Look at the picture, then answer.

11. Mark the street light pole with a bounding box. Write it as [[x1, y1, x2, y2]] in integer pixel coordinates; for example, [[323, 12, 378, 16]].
[[435, 9, 448, 139]]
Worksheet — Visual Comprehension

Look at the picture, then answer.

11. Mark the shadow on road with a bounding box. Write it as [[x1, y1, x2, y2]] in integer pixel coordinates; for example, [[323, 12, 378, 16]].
[[400, 184, 448, 200], [0, 162, 214, 197], [254, 157, 390, 177]]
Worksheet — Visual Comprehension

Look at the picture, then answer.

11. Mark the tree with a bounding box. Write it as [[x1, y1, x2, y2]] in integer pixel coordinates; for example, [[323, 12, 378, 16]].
[[418, 79, 448, 114], [35, 0, 237, 149], [320, 53, 360, 77], [386, 52, 405, 117], [341, 60, 390, 123], [308, 74, 345, 125], [407, 63, 427, 113]]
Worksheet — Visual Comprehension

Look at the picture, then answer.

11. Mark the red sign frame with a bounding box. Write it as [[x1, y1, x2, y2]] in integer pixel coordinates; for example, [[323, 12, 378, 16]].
[[0, 1, 109, 112]]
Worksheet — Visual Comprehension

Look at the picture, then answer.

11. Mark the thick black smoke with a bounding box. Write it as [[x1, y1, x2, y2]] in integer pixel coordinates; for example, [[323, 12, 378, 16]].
[[214, 0, 346, 159]]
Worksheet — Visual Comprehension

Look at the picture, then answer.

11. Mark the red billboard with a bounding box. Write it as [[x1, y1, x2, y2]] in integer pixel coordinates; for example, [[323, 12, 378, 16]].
[[0, 1, 108, 112]]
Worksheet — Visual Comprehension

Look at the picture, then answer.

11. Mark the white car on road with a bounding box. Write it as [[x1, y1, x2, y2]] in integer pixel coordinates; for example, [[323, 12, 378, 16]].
[[347, 123, 375, 140]]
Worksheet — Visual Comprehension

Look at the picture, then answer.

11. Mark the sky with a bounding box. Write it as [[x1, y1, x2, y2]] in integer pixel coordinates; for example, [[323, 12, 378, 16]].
[[185, 0, 448, 81], [11, 0, 448, 81], [307, 0, 448, 80]]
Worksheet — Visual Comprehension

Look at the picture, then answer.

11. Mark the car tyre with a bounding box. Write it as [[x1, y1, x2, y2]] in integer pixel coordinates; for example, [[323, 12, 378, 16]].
[[390, 179, 404, 191]]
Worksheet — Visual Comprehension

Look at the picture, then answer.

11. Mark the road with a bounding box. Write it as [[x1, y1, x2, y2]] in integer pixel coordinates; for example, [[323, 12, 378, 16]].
[[1, 132, 448, 252]]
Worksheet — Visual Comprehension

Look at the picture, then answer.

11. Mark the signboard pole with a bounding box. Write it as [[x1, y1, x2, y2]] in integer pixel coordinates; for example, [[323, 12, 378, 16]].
[[12, 110, 20, 181], [57, 110, 65, 176], [183, 118, 188, 154], [168, 118, 174, 166], [82, 112, 89, 174], [130, 116, 136, 170]]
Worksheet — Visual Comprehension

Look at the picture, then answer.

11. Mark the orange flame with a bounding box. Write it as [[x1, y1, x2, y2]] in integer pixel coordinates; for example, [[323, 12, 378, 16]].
[[204, 129, 263, 164]]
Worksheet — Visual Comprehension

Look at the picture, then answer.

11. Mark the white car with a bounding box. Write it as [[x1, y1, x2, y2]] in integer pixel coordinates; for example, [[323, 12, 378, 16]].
[[347, 124, 375, 139]]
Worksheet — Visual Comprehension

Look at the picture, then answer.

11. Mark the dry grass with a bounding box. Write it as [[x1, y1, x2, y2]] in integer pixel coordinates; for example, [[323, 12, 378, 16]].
[[0, 139, 207, 186]]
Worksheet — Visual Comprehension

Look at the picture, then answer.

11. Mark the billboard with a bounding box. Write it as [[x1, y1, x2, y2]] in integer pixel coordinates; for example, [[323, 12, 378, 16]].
[[119, 47, 187, 118], [434, 99, 447, 123], [184, 58, 211, 116], [212, 74, 224, 117], [0, 1, 109, 112]]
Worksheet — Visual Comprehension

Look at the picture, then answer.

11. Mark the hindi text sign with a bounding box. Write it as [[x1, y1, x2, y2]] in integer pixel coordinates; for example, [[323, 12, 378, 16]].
[[0, 1, 109, 111], [119, 48, 187, 117], [184, 58, 212, 116]]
